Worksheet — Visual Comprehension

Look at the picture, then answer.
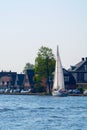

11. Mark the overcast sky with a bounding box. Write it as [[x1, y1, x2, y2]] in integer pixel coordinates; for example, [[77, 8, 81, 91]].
[[0, 0, 87, 73]]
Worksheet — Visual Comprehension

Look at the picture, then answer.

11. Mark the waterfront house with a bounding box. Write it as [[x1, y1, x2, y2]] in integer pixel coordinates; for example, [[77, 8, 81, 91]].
[[68, 57, 87, 89], [40, 68, 76, 92], [0, 70, 34, 91], [63, 69, 76, 90], [23, 69, 34, 90], [0, 71, 17, 89]]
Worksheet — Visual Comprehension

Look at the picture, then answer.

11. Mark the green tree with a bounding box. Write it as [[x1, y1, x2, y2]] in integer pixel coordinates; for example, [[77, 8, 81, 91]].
[[34, 46, 55, 92], [23, 63, 34, 73]]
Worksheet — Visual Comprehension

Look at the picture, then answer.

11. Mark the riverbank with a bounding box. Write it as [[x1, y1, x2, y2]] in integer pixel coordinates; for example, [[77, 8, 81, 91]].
[[0, 92, 87, 96], [0, 92, 51, 96], [69, 93, 87, 96]]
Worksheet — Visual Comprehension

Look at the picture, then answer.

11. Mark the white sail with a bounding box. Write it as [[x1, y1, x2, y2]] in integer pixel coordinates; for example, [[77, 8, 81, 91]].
[[53, 46, 65, 91]]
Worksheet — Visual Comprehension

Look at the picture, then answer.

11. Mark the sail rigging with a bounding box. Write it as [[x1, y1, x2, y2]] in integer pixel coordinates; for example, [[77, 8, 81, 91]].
[[53, 46, 64, 90], [52, 46, 67, 96]]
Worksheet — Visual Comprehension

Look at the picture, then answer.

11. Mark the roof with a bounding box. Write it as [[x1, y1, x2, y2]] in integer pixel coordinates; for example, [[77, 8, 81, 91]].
[[26, 69, 34, 85], [17, 74, 24, 86], [63, 68, 70, 75], [0, 71, 16, 77], [68, 58, 87, 72], [0, 71, 17, 85]]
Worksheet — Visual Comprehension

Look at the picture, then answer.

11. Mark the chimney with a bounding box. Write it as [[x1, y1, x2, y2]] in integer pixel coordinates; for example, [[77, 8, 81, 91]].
[[82, 58, 84, 61]]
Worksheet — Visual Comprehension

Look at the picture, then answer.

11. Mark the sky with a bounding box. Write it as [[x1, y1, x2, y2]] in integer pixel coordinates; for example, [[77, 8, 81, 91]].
[[0, 0, 87, 73]]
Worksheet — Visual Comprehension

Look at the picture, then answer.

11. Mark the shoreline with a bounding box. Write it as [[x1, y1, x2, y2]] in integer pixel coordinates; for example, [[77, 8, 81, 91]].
[[0, 92, 87, 96]]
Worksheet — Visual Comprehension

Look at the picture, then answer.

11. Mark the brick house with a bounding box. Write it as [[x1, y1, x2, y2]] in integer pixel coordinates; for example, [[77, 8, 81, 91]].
[[0, 71, 17, 89], [0, 70, 34, 91]]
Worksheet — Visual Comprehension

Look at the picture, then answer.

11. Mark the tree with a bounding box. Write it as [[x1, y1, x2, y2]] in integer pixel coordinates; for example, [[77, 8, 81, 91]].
[[23, 63, 34, 73], [34, 46, 55, 93]]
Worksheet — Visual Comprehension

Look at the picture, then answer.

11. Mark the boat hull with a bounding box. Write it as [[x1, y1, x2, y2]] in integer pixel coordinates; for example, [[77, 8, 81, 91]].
[[52, 90, 68, 97]]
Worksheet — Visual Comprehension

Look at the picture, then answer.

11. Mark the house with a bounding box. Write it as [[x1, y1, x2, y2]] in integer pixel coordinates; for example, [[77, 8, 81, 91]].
[[63, 69, 76, 90], [0, 70, 35, 91], [40, 68, 76, 93], [23, 69, 34, 90], [0, 71, 17, 89], [68, 57, 87, 89]]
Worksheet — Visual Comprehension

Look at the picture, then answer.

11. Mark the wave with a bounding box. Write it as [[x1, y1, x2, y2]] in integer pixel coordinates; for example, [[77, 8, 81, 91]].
[[0, 108, 14, 112], [37, 107, 54, 110]]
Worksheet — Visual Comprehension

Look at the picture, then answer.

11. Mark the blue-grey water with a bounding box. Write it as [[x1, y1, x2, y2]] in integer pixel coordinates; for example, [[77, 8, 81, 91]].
[[0, 95, 87, 130]]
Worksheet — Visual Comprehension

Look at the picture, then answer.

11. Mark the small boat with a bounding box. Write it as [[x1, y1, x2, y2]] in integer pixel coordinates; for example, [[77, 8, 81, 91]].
[[52, 46, 68, 97], [20, 89, 31, 93]]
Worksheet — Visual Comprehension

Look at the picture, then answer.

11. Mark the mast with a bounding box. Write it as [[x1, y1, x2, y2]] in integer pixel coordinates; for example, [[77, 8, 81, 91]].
[[53, 45, 65, 90], [53, 45, 59, 90], [57, 45, 59, 89]]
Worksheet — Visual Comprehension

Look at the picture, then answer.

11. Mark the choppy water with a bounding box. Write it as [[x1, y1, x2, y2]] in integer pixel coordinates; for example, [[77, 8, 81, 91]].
[[0, 95, 87, 130]]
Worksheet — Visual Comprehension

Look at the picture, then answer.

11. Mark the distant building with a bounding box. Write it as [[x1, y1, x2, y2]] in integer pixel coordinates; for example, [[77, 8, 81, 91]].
[[68, 57, 87, 89], [0, 71, 17, 89], [41, 68, 76, 92], [23, 69, 34, 90], [63, 69, 76, 90], [0, 70, 35, 91]]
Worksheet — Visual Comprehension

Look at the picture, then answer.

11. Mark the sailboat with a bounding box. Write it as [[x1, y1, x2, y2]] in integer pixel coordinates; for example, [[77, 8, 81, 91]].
[[52, 46, 68, 97]]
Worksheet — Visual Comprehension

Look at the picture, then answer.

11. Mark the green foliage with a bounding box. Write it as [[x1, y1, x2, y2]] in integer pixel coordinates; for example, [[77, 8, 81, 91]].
[[23, 63, 34, 73], [34, 85, 46, 93], [78, 87, 84, 94], [34, 46, 55, 80]]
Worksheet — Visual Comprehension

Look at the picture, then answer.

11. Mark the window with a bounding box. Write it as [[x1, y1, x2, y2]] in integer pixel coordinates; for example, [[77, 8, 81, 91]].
[[77, 73, 83, 82], [4, 82, 7, 85], [0, 81, 2, 85], [84, 73, 87, 82], [84, 65, 87, 71], [73, 73, 77, 82]]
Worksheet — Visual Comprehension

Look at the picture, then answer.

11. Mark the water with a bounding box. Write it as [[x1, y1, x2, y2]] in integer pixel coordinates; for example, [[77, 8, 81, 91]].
[[0, 95, 87, 130]]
